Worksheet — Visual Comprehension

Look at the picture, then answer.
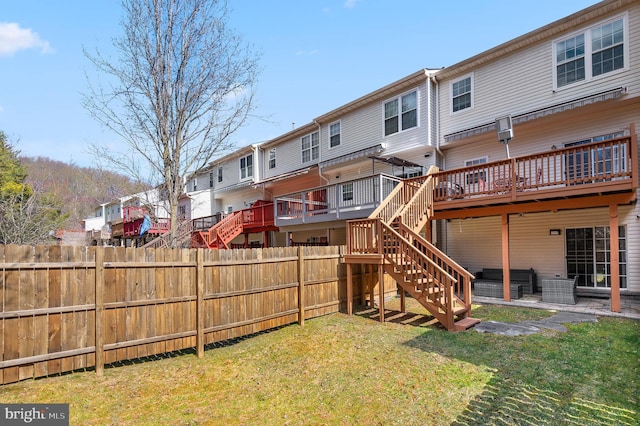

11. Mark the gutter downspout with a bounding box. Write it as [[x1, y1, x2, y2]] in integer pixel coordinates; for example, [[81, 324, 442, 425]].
[[431, 74, 445, 169], [314, 119, 329, 185], [431, 73, 446, 250]]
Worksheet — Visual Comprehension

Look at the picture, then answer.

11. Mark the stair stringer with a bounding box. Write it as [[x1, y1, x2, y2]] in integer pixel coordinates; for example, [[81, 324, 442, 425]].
[[383, 262, 452, 328]]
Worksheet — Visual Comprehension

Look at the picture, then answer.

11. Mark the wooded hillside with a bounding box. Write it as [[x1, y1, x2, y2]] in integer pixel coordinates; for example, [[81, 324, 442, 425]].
[[21, 156, 150, 230]]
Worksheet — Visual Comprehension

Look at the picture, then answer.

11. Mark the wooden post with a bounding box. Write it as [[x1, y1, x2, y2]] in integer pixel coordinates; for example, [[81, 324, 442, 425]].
[[196, 248, 205, 358], [94, 247, 105, 376], [347, 262, 353, 315], [610, 205, 620, 312], [378, 264, 385, 323], [501, 213, 511, 301], [298, 246, 305, 326], [399, 284, 406, 313]]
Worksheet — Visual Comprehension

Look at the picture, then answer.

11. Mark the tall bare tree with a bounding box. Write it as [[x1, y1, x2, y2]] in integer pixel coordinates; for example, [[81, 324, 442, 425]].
[[83, 0, 259, 246]]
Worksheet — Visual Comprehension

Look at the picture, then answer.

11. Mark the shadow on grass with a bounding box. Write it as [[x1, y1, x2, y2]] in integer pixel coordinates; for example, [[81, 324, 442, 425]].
[[354, 304, 637, 425], [450, 377, 637, 425]]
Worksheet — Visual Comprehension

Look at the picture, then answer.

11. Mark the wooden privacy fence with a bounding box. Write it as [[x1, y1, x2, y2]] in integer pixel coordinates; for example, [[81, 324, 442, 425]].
[[0, 244, 391, 385]]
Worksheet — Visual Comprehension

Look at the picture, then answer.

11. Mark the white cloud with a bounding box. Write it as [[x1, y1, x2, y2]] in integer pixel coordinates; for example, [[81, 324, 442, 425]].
[[0, 22, 53, 57], [344, 0, 363, 9]]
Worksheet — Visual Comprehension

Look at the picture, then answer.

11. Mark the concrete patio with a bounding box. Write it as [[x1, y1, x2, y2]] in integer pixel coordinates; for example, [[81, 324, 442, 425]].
[[472, 292, 640, 321]]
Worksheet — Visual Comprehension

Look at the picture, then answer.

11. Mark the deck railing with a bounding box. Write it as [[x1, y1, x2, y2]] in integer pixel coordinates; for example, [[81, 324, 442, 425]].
[[432, 134, 636, 201], [275, 174, 402, 225]]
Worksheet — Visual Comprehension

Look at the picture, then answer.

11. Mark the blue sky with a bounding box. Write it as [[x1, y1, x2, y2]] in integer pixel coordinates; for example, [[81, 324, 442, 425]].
[[1, 0, 598, 169]]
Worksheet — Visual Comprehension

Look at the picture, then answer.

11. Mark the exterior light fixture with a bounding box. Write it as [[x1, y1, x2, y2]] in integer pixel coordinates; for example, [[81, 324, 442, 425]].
[[496, 115, 513, 158], [549, 229, 561, 236]]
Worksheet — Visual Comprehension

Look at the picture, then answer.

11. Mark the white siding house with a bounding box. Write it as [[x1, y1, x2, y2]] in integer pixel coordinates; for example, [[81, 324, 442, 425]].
[[432, 0, 640, 295]]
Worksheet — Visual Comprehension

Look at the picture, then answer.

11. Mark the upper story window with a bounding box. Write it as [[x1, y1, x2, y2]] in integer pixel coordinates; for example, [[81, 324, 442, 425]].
[[209, 172, 214, 188], [329, 122, 341, 148], [240, 154, 253, 180], [554, 15, 626, 89], [451, 75, 472, 113], [192, 179, 197, 191], [302, 132, 319, 163], [269, 148, 276, 169], [217, 167, 223, 183], [384, 90, 417, 136]]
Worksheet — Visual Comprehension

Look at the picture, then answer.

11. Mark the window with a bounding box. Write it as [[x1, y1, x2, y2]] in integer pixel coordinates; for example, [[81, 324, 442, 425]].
[[554, 16, 626, 88], [566, 226, 627, 288], [240, 154, 253, 180], [329, 122, 341, 148], [384, 90, 418, 136], [193, 179, 197, 191], [451, 75, 472, 113], [342, 182, 353, 202], [217, 168, 223, 183], [302, 132, 319, 163], [209, 172, 214, 188], [464, 157, 487, 185], [269, 148, 276, 169], [563, 131, 627, 182]]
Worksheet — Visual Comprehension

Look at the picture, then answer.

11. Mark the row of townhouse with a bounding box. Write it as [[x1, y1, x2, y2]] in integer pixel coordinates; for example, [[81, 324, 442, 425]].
[[114, 0, 640, 297], [84, 188, 169, 246]]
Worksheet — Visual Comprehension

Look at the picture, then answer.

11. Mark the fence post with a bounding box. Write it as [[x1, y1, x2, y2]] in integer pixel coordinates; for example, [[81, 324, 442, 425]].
[[196, 248, 205, 358], [298, 246, 305, 326], [95, 246, 105, 376]]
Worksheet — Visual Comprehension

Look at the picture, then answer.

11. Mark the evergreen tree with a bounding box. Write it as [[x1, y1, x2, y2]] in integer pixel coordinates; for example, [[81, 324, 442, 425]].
[[0, 131, 67, 245]]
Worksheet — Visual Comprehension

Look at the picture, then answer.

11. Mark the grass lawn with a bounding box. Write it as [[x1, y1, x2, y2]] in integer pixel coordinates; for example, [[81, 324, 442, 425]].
[[2, 299, 638, 425]]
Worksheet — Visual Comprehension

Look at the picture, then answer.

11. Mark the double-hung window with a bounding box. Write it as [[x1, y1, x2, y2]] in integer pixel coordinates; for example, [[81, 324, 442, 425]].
[[240, 154, 253, 180], [302, 132, 319, 163], [268, 148, 276, 169], [384, 90, 417, 136], [451, 75, 472, 113], [554, 15, 626, 89], [209, 172, 214, 188], [217, 167, 223, 183], [329, 122, 341, 148]]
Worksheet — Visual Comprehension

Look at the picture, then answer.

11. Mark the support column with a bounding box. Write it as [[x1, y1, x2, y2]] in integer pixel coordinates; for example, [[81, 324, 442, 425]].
[[501, 213, 511, 301], [378, 264, 385, 323], [346, 263, 353, 316], [610, 205, 620, 313]]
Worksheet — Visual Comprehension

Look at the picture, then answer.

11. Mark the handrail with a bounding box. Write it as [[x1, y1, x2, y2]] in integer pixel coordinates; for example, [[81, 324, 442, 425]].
[[208, 211, 243, 249], [398, 175, 435, 232], [432, 135, 634, 200], [397, 222, 473, 299]]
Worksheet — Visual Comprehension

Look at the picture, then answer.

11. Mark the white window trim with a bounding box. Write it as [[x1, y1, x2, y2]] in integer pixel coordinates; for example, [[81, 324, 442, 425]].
[[552, 13, 628, 91], [382, 89, 419, 137], [301, 131, 320, 163], [329, 121, 341, 149], [217, 167, 223, 183], [450, 73, 474, 115], [239, 154, 253, 181], [268, 148, 276, 169]]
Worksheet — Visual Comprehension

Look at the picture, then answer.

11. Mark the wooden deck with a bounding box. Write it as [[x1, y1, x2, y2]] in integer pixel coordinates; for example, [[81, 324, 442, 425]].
[[431, 132, 638, 219]]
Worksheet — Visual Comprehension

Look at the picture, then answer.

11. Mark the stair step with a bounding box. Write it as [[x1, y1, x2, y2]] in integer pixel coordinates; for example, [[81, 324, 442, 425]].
[[453, 305, 469, 315], [453, 317, 481, 332]]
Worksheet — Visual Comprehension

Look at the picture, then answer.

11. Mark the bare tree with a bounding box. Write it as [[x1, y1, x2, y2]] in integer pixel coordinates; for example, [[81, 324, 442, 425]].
[[83, 0, 259, 247]]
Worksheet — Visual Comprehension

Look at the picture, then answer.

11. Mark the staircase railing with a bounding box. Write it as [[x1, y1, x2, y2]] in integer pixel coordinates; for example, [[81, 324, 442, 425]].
[[142, 219, 194, 249], [396, 174, 435, 233], [203, 210, 244, 249], [348, 217, 461, 329], [396, 222, 473, 305], [347, 166, 476, 330]]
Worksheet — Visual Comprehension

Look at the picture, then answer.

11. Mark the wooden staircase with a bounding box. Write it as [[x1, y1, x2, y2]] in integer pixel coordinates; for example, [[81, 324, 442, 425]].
[[346, 169, 479, 331], [193, 211, 244, 249], [142, 219, 194, 249]]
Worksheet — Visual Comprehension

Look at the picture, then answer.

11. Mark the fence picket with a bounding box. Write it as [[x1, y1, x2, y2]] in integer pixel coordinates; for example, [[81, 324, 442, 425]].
[[0, 244, 387, 385]]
